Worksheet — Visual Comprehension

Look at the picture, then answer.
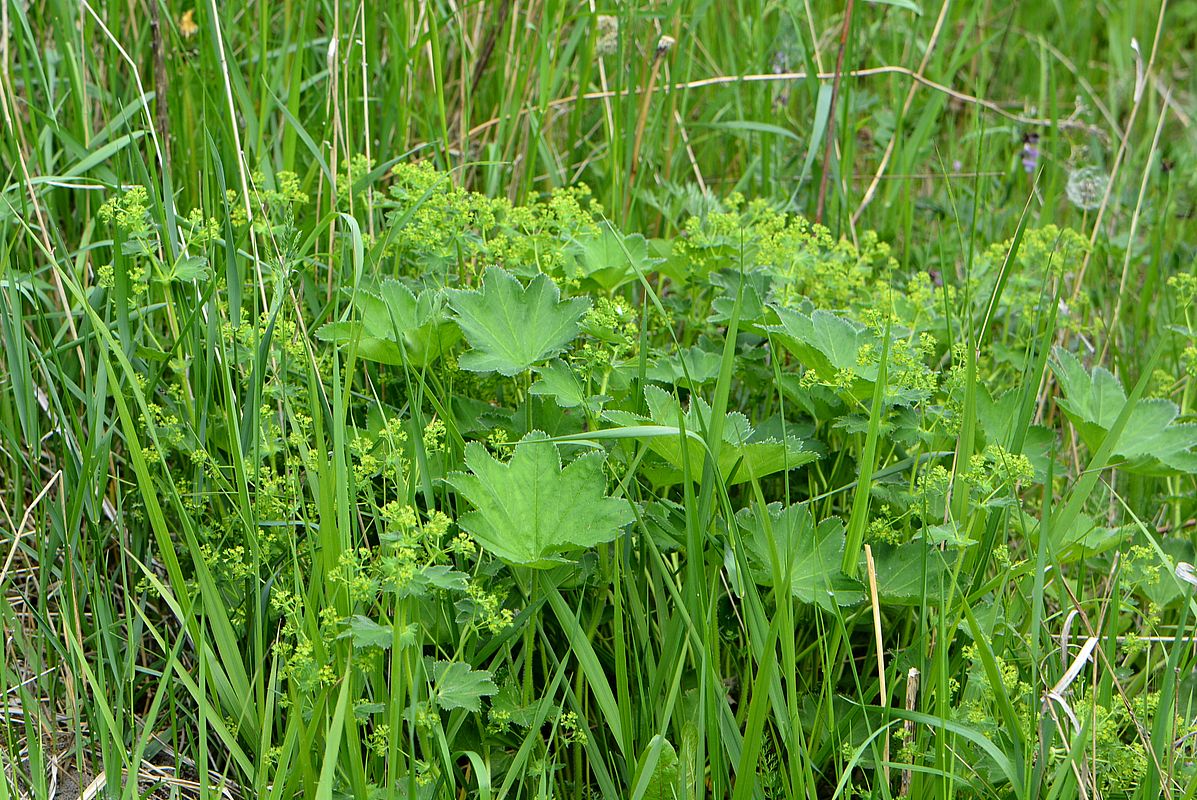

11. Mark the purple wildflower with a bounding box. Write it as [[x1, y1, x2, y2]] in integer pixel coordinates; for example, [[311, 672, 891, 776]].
[[1021, 133, 1040, 174]]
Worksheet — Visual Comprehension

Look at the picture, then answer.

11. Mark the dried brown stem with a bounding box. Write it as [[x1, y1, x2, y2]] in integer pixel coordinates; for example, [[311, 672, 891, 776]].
[[816, 0, 855, 224]]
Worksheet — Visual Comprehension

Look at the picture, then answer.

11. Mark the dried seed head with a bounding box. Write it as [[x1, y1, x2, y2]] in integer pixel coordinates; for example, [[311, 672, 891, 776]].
[[595, 15, 619, 56], [1065, 165, 1110, 211], [655, 35, 676, 57]]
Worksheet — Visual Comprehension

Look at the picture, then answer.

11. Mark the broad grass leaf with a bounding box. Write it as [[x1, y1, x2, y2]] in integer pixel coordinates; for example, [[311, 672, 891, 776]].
[[866, 0, 922, 12], [447, 267, 590, 376], [738, 503, 862, 609], [445, 431, 633, 567]]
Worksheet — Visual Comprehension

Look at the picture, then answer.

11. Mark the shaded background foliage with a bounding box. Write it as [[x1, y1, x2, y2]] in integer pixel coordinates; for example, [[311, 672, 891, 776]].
[[4, 1, 1197, 799]]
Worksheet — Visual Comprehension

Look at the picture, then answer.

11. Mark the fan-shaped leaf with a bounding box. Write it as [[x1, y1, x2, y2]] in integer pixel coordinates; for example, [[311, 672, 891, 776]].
[[445, 431, 633, 567], [738, 503, 862, 608], [1052, 348, 1197, 475], [447, 268, 590, 376], [605, 386, 816, 485], [428, 660, 497, 712]]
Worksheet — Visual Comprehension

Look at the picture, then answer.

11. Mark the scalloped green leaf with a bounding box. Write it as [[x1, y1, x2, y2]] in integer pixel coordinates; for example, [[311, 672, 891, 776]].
[[339, 616, 393, 650], [1052, 348, 1197, 475], [571, 228, 659, 290], [447, 267, 590, 376], [646, 345, 724, 387], [766, 307, 931, 406], [605, 386, 816, 485], [315, 279, 460, 367], [738, 503, 862, 609], [866, 542, 954, 606], [427, 660, 497, 712], [530, 359, 606, 412], [445, 431, 633, 567]]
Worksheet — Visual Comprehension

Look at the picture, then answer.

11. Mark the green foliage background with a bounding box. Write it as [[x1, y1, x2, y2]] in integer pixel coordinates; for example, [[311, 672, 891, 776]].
[[3, 1, 1197, 799]]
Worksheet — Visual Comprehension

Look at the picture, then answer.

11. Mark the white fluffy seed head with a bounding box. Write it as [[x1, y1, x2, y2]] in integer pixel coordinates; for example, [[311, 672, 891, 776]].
[[1065, 166, 1110, 211]]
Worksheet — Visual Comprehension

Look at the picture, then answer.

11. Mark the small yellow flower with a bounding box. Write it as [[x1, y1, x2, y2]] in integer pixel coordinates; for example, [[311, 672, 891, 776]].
[[178, 9, 198, 39]]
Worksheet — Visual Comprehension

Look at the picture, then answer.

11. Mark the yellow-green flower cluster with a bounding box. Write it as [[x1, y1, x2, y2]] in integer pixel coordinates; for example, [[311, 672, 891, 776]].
[[381, 500, 419, 535], [422, 417, 446, 452], [976, 225, 1090, 336], [336, 154, 375, 211], [958, 643, 1034, 735], [857, 322, 939, 398], [98, 185, 152, 235], [557, 710, 588, 745], [180, 206, 221, 247], [383, 161, 499, 269], [488, 185, 601, 275], [465, 581, 515, 634], [865, 506, 904, 545], [1063, 694, 1151, 795], [250, 170, 309, 211], [677, 196, 899, 311], [963, 444, 1034, 498], [332, 546, 379, 600], [1169, 272, 1197, 307], [573, 296, 639, 383]]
